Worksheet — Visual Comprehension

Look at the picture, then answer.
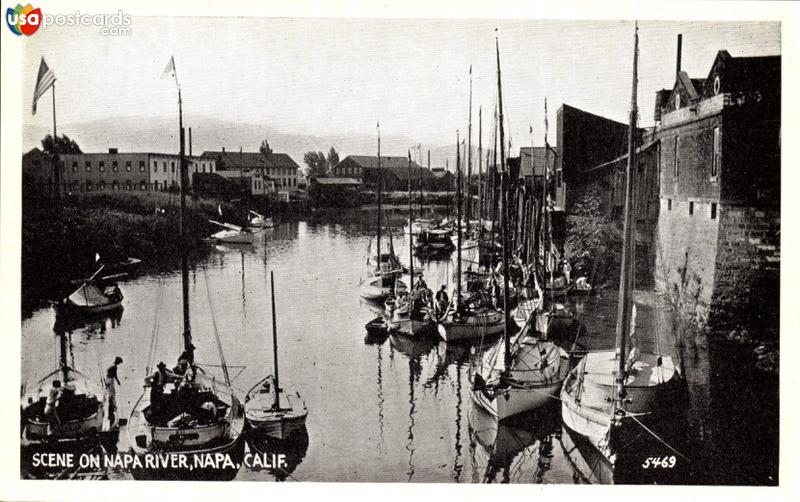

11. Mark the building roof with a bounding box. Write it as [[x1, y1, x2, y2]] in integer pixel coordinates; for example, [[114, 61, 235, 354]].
[[312, 177, 362, 185], [337, 155, 434, 180], [201, 150, 299, 171], [518, 146, 555, 177]]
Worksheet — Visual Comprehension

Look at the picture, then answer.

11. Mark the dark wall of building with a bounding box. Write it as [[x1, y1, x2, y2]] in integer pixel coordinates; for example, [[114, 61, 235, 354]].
[[557, 104, 631, 187]]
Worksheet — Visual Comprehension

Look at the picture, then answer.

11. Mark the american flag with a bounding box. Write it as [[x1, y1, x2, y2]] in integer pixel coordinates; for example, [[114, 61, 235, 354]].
[[32, 57, 55, 115]]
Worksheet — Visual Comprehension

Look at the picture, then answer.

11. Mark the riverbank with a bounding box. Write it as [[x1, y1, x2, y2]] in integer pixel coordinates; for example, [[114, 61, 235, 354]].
[[21, 190, 241, 313]]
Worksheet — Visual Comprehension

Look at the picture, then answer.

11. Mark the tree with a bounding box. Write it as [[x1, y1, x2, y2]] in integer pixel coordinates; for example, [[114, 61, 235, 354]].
[[259, 138, 273, 155], [326, 146, 340, 170], [303, 151, 328, 178], [41, 133, 82, 156]]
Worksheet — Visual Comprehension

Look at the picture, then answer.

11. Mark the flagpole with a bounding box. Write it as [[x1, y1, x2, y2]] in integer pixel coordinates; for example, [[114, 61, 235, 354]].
[[51, 82, 60, 199]]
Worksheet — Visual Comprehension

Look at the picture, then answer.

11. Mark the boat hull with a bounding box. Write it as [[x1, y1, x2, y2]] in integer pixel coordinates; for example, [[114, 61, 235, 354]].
[[437, 311, 505, 342], [128, 434, 245, 481]]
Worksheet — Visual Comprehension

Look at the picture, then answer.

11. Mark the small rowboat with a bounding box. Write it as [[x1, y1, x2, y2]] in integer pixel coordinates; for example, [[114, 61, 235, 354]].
[[64, 282, 123, 315]]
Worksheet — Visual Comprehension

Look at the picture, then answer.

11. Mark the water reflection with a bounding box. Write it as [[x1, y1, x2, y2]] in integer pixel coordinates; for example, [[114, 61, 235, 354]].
[[19, 209, 778, 484], [245, 426, 310, 481], [468, 401, 561, 484]]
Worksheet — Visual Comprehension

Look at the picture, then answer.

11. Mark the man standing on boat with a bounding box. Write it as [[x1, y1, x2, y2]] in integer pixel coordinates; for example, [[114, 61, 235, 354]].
[[44, 380, 62, 434], [105, 356, 123, 423], [436, 285, 449, 315]]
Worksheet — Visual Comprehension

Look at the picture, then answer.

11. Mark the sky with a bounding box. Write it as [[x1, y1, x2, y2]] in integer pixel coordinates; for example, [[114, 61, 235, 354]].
[[21, 17, 780, 155]]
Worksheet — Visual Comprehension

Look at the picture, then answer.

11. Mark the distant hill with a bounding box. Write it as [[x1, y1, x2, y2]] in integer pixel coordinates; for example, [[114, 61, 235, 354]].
[[23, 116, 488, 174]]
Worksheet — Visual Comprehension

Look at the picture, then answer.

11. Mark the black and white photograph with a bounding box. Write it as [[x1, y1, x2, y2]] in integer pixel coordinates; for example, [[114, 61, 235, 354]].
[[0, 0, 795, 496]]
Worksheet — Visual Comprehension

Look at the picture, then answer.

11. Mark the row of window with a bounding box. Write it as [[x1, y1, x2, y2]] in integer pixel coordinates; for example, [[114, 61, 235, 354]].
[[671, 127, 721, 180], [666, 198, 718, 220], [72, 160, 145, 173], [67, 160, 214, 174], [73, 180, 148, 191]]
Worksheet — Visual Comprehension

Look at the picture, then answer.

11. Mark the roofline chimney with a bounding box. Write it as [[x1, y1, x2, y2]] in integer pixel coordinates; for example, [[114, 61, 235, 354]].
[[676, 34, 683, 78]]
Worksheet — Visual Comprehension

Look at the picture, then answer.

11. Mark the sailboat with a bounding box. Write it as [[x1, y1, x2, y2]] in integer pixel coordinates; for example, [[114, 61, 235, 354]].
[[210, 219, 256, 244], [359, 124, 408, 302], [438, 126, 505, 343], [20, 322, 116, 478], [127, 64, 245, 480], [386, 152, 436, 337], [248, 210, 274, 229], [560, 25, 683, 480], [62, 265, 124, 315], [245, 271, 308, 439], [470, 38, 570, 419]]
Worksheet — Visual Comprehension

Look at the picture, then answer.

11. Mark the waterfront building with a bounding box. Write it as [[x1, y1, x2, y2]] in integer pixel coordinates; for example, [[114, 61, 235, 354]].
[[200, 149, 301, 193], [652, 50, 780, 331], [60, 149, 151, 193], [331, 155, 436, 191], [149, 153, 216, 191]]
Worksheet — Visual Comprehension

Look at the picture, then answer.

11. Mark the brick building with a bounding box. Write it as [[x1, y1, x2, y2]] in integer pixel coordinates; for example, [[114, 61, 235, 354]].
[[653, 50, 780, 331]]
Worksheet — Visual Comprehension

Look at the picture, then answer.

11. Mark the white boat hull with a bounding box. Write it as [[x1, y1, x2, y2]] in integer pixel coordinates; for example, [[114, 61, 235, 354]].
[[215, 231, 255, 244]]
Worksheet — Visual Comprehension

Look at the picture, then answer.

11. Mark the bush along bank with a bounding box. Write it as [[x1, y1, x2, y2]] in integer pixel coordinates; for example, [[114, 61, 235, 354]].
[[21, 190, 240, 313]]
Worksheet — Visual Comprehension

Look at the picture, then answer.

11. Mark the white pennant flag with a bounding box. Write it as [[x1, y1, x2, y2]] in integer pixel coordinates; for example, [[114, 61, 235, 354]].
[[161, 56, 178, 86]]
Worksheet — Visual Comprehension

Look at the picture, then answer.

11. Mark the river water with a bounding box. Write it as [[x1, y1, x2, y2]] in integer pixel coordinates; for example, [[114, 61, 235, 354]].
[[20, 208, 778, 484]]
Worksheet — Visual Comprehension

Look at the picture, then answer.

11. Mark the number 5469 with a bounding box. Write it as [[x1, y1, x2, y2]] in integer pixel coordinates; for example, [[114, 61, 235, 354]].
[[642, 456, 677, 469]]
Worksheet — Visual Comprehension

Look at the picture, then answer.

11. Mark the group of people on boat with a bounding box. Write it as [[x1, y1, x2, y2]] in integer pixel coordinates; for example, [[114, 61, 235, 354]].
[[143, 344, 219, 427]]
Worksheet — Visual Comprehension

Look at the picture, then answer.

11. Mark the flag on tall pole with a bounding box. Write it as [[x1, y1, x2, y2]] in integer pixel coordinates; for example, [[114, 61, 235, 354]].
[[32, 57, 56, 115], [161, 55, 179, 87]]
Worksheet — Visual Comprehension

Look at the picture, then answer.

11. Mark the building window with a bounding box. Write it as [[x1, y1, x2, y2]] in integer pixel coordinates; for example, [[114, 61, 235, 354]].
[[125, 160, 132, 171], [667, 198, 672, 211], [112, 160, 119, 172], [163, 161, 167, 172], [72, 161, 79, 172], [171, 161, 175, 173], [711, 202, 717, 220], [689, 201, 694, 216], [712, 127, 721, 179], [86, 181, 93, 192], [153, 161, 158, 172], [126, 181, 132, 191], [673, 136, 680, 179], [140, 181, 147, 191], [98, 180, 106, 190]]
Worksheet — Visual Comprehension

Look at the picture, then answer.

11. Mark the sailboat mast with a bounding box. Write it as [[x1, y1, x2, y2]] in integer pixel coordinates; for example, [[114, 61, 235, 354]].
[[478, 106, 483, 251], [377, 125, 382, 268], [466, 65, 473, 233], [456, 131, 462, 307], [496, 34, 511, 370], [408, 151, 414, 293], [614, 24, 639, 411], [270, 271, 281, 410], [59, 329, 69, 383], [543, 99, 550, 305], [178, 87, 191, 351]]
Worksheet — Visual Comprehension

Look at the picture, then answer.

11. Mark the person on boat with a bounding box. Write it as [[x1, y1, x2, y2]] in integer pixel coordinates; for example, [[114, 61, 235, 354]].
[[148, 362, 169, 406], [178, 343, 195, 365], [435, 285, 449, 314], [106, 356, 123, 422], [43, 380, 62, 434], [57, 380, 77, 421], [563, 260, 572, 284]]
